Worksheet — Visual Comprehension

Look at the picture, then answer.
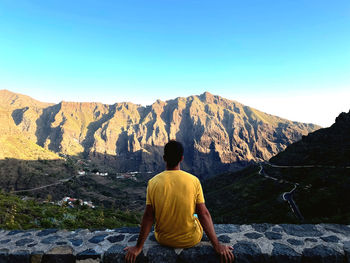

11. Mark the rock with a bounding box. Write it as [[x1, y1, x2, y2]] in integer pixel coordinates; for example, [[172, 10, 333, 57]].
[[302, 244, 343, 263], [114, 227, 141, 234], [271, 227, 283, 233], [21, 233, 32, 237], [271, 243, 301, 263], [128, 235, 138, 242], [178, 245, 219, 263], [320, 235, 340, 243], [244, 232, 263, 239], [88, 234, 108, 244], [41, 235, 61, 244], [0, 239, 11, 244], [69, 239, 83, 246], [30, 252, 43, 263], [344, 241, 350, 263], [42, 246, 75, 263], [103, 244, 147, 263], [214, 224, 240, 234], [67, 233, 79, 239], [251, 223, 272, 233], [37, 229, 58, 237], [287, 239, 304, 246], [15, 238, 34, 246], [27, 243, 37, 247], [218, 235, 231, 243], [265, 231, 282, 240], [320, 224, 350, 236], [147, 245, 177, 263], [107, 234, 125, 243], [281, 224, 323, 237], [233, 241, 264, 263], [304, 238, 318, 243], [76, 249, 100, 260], [46, 246, 73, 254], [8, 250, 30, 263], [7, 230, 24, 236], [0, 248, 9, 253]]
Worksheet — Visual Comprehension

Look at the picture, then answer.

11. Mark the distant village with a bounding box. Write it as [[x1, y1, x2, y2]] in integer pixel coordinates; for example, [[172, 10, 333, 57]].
[[60, 155, 146, 181], [51, 157, 153, 209], [58, 196, 95, 208]]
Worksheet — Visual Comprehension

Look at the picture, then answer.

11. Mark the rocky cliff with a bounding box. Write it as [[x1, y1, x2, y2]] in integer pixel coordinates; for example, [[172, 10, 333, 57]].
[[0, 90, 320, 178]]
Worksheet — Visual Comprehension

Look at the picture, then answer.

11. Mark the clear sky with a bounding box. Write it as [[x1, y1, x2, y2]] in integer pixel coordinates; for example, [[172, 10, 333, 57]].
[[0, 0, 349, 127]]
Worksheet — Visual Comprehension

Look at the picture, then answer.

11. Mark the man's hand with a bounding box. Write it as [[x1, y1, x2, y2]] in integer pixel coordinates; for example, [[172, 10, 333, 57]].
[[124, 246, 142, 263], [196, 203, 234, 262], [213, 243, 234, 263], [124, 205, 154, 263]]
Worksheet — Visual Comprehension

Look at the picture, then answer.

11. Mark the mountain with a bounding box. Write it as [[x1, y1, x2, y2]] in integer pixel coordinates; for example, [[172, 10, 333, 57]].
[[270, 110, 350, 166], [0, 91, 59, 160], [203, 110, 350, 224], [0, 89, 320, 178]]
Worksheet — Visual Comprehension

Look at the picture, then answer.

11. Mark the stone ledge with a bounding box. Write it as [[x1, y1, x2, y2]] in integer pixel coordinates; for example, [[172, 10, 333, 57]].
[[1, 224, 350, 262]]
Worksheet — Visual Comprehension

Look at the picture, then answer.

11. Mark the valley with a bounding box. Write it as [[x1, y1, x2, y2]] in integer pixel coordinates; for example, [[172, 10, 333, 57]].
[[0, 89, 349, 229]]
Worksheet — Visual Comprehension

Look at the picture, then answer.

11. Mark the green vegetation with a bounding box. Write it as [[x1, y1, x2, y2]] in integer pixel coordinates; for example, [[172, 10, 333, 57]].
[[203, 164, 350, 224], [0, 158, 73, 192], [0, 135, 61, 160], [203, 165, 294, 224], [264, 165, 350, 224], [0, 191, 141, 230]]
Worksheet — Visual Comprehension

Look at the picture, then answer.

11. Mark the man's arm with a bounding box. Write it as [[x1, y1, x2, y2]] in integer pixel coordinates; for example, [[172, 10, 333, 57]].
[[124, 204, 154, 263], [196, 203, 234, 263]]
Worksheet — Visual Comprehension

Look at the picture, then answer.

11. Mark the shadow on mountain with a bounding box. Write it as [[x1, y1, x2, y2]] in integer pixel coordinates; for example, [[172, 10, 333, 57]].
[[35, 103, 62, 151], [11, 107, 29, 125], [82, 104, 117, 157]]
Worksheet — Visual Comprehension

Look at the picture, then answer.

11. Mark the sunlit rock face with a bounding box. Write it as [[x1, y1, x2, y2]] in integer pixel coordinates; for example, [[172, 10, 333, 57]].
[[0, 90, 320, 178]]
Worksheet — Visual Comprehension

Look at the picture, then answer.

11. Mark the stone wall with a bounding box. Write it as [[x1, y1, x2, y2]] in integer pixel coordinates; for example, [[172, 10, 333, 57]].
[[1, 224, 350, 262]]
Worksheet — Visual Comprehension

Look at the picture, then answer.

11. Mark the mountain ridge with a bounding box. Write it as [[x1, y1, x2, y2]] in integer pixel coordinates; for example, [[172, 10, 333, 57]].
[[270, 110, 350, 166], [204, 110, 350, 223], [0, 89, 321, 178]]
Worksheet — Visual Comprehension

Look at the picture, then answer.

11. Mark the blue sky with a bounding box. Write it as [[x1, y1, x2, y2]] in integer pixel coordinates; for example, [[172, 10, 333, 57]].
[[0, 0, 349, 126]]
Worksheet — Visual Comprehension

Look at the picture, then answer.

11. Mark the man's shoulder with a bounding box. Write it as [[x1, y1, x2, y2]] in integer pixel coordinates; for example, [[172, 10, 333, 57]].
[[178, 170, 200, 182], [148, 170, 199, 183], [148, 171, 167, 185]]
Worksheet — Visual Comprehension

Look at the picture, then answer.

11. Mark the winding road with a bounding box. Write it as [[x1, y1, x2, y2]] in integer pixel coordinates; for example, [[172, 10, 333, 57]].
[[11, 175, 75, 193], [258, 164, 304, 222], [261, 161, 350, 221]]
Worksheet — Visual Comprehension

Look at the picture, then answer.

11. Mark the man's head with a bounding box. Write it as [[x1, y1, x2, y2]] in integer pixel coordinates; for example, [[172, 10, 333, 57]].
[[163, 140, 184, 169]]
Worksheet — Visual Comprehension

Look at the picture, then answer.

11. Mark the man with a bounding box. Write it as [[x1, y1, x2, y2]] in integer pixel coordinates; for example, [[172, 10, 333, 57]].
[[124, 140, 234, 263]]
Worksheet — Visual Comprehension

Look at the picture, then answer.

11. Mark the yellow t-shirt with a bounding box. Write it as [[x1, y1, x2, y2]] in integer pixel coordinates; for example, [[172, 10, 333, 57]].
[[146, 170, 205, 248]]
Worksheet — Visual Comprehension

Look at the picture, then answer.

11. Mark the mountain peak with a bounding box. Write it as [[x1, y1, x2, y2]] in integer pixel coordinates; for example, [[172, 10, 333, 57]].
[[0, 89, 52, 108], [199, 91, 215, 102], [0, 89, 321, 177]]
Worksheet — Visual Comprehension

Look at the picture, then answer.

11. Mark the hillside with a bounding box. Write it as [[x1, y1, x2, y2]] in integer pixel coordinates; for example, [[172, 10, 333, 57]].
[[0, 103, 60, 160], [204, 110, 350, 224], [270, 110, 350, 166], [0, 191, 140, 230], [0, 89, 320, 178]]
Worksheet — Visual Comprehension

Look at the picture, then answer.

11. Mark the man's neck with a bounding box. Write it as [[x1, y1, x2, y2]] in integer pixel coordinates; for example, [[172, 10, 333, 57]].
[[166, 164, 181, 170]]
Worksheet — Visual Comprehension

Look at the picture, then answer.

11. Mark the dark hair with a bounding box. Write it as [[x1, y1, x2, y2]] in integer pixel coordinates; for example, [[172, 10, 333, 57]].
[[163, 140, 184, 168]]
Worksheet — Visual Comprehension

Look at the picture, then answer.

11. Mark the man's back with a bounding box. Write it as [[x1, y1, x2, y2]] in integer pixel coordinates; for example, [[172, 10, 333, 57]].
[[125, 140, 234, 263], [146, 170, 204, 248]]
